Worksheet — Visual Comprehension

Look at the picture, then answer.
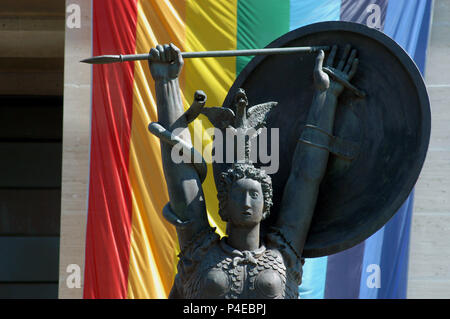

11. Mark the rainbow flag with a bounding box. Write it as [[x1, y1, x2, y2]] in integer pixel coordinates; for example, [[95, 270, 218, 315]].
[[83, 0, 432, 298]]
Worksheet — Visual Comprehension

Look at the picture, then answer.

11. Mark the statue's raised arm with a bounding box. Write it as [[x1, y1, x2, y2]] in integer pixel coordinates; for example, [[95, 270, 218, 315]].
[[147, 44, 212, 250], [274, 45, 360, 257]]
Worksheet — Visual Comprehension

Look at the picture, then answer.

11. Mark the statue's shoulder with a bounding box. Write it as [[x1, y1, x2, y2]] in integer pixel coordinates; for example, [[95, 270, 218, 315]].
[[177, 237, 227, 298], [178, 228, 220, 264]]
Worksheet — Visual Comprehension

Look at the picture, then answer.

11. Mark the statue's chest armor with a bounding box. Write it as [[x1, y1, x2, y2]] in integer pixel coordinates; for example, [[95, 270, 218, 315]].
[[188, 247, 292, 299]]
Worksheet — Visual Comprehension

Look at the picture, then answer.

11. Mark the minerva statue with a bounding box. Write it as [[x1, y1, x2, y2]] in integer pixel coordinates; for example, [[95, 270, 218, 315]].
[[80, 21, 429, 300], [147, 42, 359, 299]]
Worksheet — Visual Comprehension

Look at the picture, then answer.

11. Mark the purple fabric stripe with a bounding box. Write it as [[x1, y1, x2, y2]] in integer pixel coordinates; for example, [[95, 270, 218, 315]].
[[324, 241, 365, 298], [340, 0, 388, 31]]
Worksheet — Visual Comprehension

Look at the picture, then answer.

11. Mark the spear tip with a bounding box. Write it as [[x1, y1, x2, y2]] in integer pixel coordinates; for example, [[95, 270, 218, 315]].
[[80, 55, 122, 64]]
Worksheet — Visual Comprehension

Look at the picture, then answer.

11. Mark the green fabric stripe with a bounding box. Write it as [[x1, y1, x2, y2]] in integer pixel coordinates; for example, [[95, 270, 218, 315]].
[[236, 0, 290, 76]]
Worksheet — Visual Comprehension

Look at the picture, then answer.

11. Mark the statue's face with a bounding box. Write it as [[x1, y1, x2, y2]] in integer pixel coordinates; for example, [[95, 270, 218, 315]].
[[225, 178, 264, 228]]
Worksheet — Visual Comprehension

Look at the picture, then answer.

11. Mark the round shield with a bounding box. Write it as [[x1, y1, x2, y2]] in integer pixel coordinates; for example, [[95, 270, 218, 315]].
[[214, 21, 430, 257]]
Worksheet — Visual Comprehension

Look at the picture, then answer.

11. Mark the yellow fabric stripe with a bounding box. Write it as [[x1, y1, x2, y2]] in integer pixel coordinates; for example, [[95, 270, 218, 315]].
[[127, 0, 185, 299], [185, 0, 238, 236]]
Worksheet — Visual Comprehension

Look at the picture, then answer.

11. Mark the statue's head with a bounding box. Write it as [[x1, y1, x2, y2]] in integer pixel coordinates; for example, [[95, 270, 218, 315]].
[[217, 163, 273, 228]]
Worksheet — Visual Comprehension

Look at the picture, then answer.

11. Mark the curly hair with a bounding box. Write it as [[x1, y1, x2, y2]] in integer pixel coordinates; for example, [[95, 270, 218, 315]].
[[217, 163, 273, 222]]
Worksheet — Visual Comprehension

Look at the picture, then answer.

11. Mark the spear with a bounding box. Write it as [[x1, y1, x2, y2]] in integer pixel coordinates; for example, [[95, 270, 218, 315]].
[[80, 46, 330, 64]]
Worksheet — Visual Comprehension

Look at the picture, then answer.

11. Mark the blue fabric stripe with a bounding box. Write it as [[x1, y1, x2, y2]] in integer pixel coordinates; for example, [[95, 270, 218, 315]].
[[378, 192, 414, 298], [289, 0, 342, 299], [384, 0, 429, 57], [298, 257, 328, 299], [373, 0, 431, 298], [289, 0, 341, 31], [413, 0, 432, 73]]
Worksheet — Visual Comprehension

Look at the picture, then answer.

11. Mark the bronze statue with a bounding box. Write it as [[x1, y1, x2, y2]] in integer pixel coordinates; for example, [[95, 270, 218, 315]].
[[82, 20, 430, 299], [147, 42, 359, 299]]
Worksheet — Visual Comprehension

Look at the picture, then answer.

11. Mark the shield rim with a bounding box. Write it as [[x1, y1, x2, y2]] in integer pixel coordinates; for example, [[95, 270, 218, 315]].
[[221, 21, 431, 257]]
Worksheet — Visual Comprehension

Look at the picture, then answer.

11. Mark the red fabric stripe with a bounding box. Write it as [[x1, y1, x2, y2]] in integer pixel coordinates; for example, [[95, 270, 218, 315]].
[[84, 0, 138, 299]]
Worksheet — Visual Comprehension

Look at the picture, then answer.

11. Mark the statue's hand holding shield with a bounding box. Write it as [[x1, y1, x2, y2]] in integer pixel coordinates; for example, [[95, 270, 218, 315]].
[[314, 45, 360, 97]]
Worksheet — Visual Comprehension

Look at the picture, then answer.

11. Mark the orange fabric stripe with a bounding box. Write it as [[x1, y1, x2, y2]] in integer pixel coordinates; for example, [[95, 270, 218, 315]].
[[127, 0, 185, 299]]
